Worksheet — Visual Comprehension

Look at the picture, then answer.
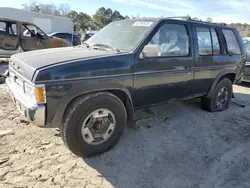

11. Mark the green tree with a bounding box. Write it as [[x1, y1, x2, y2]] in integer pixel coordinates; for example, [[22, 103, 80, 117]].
[[68, 11, 92, 31], [92, 7, 125, 29]]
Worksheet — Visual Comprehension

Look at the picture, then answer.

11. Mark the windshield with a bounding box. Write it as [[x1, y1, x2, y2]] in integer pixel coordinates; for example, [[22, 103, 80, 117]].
[[87, 20, 157, 52]]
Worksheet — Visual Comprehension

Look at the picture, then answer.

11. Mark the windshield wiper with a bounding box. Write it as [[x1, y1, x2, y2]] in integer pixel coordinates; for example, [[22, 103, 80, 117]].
[[91, 43, 120, 52]]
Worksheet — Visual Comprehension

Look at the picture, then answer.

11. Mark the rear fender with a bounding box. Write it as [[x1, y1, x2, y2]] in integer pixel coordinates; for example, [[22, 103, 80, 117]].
[[206, 70, 236, 98]]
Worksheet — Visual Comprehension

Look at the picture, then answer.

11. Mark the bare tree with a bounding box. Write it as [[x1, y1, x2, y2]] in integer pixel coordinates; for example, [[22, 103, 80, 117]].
[[22, 0, 39, 12], [206, 17, 213, 23], [22, 1, 70, 16], [58, 4, 71, 16]]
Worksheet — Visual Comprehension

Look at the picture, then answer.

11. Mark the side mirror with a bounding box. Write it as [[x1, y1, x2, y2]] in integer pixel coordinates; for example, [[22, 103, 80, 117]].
[[139, 52, 144, 60]]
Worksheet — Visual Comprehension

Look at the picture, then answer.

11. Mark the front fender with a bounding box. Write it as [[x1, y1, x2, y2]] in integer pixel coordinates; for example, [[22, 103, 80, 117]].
[[49, 82, 134, 128]]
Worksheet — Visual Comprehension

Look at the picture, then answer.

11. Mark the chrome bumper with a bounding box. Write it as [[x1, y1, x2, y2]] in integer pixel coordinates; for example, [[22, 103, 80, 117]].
[[5, 77, 46, 126]]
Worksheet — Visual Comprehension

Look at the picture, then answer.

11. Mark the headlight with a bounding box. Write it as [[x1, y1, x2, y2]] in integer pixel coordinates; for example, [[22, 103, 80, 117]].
[[24, 83, 46, 104]]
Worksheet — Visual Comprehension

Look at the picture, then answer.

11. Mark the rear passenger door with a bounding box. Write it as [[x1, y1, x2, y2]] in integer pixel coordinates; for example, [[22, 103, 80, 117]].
[[0, 20, 20, 57], [193, 24, 229, 94]]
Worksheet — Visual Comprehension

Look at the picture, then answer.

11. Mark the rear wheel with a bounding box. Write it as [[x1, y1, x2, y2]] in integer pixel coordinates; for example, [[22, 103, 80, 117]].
[[60, 92, 127, 158], [201, 78, 232, 112]]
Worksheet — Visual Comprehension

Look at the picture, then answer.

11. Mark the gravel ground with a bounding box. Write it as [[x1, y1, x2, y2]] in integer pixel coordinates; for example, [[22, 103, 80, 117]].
[[1, 83, 250, 188]]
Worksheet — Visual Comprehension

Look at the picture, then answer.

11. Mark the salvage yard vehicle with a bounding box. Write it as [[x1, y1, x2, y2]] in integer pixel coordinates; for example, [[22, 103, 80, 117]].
[[242, 41, 250, 82], [48, 32, 81, 46], [0, 18, 68, 58], [5, 17, 246, 157]]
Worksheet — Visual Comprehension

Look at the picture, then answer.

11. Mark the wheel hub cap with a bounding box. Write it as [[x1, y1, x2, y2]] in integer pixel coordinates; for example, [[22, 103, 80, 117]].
[[216, 87, 228, 108], [81, 108, 116, 145]]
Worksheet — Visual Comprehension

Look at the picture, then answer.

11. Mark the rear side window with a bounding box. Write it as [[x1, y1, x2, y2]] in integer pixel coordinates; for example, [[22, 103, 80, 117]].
[[196, 27, 212, 55], [211, 28, 220, 55], [222, 29, 241, 55]]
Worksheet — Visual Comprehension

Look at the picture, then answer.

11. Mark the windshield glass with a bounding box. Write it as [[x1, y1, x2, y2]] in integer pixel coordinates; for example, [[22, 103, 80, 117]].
[[87, 20, 157, 52]]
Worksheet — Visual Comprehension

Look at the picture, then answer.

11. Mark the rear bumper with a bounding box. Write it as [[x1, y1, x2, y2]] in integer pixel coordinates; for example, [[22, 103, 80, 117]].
[[5, 77, 46, 126]]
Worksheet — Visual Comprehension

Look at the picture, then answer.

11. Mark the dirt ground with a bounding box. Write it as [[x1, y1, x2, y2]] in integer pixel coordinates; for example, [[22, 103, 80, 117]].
[[1, 83, 250, 188]]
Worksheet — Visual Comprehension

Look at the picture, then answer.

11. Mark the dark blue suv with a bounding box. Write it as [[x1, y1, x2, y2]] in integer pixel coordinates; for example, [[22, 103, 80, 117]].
[[5, 17, 246, 157]]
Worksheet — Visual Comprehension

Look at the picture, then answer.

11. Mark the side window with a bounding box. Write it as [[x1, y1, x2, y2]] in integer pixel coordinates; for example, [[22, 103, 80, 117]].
[[0, 21, 7, 34], [22, 24, 37, 37], [211, 28, 220, 55], [22, 24, 46, 39], [222, 29, 241, 55], [142, 23, 189, 57], [196, 27, 212, 55], [0, 21, 17, 36]]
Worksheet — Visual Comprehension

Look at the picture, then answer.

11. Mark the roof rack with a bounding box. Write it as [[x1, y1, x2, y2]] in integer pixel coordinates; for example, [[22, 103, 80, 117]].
[[166, 16, 191, 20], [166, 16, 227, 26]]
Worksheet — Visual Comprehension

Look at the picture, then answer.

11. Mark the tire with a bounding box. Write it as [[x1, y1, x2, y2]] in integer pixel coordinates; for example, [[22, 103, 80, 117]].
[[201, 78, 232, 112], [60, 92, 127, 158]]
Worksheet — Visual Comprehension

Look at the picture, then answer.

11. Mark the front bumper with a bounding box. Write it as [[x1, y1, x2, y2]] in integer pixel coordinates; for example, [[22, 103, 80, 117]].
[[5, 77, 46, 126]]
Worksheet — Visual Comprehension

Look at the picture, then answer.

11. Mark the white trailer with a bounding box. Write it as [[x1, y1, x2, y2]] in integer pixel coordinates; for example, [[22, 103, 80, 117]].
[[0, 7, 73, 34]]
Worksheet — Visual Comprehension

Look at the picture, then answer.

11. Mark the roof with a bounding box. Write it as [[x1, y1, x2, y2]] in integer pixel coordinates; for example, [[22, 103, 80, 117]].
[[0, 17, 38, 26], [123, 17, 230, 28], [0, 7, 72, 21]]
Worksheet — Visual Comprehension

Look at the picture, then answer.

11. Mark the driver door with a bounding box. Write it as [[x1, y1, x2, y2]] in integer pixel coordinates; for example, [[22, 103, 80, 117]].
[[133, 21, 195, 108], [20, 23, 41, 51]]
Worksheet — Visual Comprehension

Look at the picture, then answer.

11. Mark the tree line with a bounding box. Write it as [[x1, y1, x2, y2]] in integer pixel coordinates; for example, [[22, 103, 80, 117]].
[[22, 1, 250, 37]]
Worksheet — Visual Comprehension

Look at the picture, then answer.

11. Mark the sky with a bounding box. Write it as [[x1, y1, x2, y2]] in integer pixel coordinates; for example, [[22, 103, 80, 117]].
[[1, 0, 250, 24]]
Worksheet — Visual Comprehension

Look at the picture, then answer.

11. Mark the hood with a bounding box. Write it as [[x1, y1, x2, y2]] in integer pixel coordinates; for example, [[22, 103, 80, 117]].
[[10, 47, 118, 81]]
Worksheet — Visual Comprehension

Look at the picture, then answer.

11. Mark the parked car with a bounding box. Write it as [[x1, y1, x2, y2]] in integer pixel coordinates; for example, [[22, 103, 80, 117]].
[[82, 30, 98, 41], [5, 18, 246, 157], [0, 18, 69, 58], [48, 32, 81, 46], [242, 37, 250, 43], [242, 41, 250, 82]]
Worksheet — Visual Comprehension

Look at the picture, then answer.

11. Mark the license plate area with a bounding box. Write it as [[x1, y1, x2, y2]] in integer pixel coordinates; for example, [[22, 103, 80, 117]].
[[15, 100, 26, 116]]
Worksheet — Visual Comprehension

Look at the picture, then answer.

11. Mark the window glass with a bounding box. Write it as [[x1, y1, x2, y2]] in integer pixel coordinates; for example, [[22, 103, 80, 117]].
[[22, 24, 46, 38], [0, 22, 17, 36], [196, 27, 212, 55], [211, 28, 220, 54], [245, 41, 250, 51], [223, 29, 241, 55], [0, 22, 6, 34], [143, 23, 189, 57]]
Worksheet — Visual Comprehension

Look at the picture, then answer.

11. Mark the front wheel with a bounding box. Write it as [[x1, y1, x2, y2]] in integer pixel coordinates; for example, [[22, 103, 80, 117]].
[[60, 92, 127, 158], [201, 78, 233, 112]]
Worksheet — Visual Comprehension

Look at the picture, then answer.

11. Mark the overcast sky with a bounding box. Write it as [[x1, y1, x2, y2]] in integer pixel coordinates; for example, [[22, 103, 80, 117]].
[[1, 0, 250, 23]]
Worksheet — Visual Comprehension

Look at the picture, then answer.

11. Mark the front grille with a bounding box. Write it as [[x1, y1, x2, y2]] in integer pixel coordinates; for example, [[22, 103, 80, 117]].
[[244, 66, 250, 75], [9, 67, 24, 89]]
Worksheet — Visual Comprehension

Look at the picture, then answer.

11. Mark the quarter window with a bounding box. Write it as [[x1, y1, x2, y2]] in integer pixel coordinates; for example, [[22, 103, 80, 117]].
[[196, 27, 212, 55], [211, 28, 220, 55], [223, 29, 241, 55], [142, 23, 189, 57]]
